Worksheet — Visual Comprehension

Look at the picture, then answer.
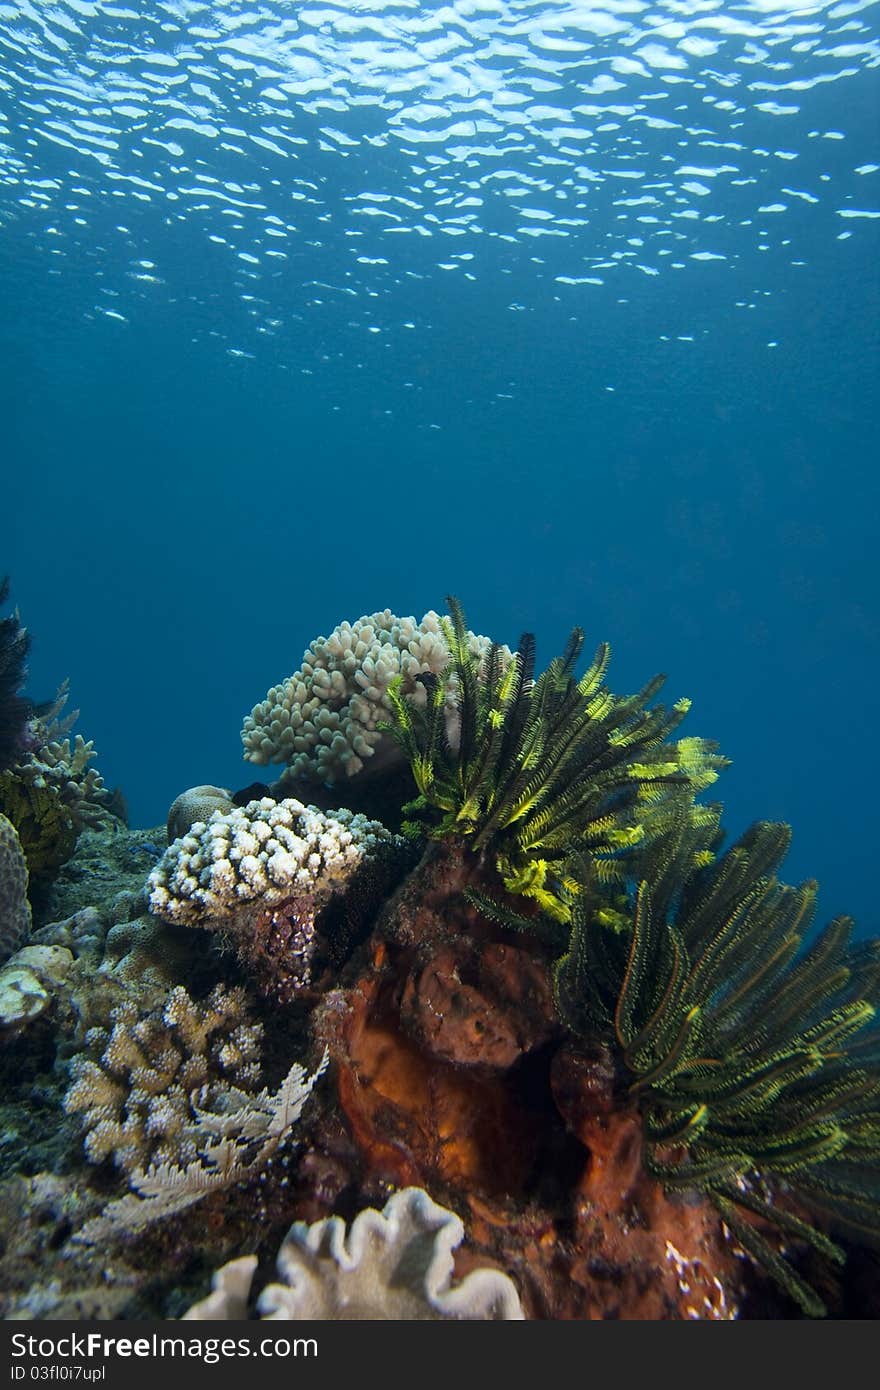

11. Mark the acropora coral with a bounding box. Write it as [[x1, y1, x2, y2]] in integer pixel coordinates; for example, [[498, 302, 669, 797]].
[[64, 983, 265, 1176], [64, 982, 327, 1243]]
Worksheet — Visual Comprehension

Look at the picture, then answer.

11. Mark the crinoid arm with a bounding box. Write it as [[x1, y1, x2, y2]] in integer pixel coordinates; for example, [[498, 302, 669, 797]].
[[557, 818, 880, 1315], [382, 596, 727, 925]]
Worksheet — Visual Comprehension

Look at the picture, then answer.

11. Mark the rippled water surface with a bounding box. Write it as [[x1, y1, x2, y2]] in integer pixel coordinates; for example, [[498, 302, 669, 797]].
[[2, 0, 878, 355]]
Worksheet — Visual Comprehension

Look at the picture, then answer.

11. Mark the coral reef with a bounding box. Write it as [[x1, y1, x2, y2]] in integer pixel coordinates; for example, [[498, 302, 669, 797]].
[[241, 608, 510, 787], [5, 681, 117, 830], [302, 599, 880, 1318], [0, 1172, 141, 1320], [0, 811, 31, 963], [4, 592, 879, 1322], [0, 580, 120, 946], [38, 820, 163, 928], [184, 1188, 524, 1320], [0, 684, 121, 908], [74, 1048, 328, 1244], [28, 833, 230, 1053], [0, 772, 78, 895]]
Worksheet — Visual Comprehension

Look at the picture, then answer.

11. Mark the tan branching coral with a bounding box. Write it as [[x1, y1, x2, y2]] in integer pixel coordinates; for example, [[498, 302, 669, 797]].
[[184, 1188, 524, 1320], [241, 609, 509, 785], [64, 983, 264, 1176]]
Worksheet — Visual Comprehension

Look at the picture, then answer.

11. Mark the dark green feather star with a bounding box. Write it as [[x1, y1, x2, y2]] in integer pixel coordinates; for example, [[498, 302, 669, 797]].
[[556, 818, 880, 1316]]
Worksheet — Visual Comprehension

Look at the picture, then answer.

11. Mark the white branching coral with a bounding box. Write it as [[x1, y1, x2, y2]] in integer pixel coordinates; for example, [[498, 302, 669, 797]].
[[147, 797, 394, 930], [0, 811, 30, 964], [183, 1188, 525, 1320], [241, 608, 509, 784], [64, 983, 264, 1176]]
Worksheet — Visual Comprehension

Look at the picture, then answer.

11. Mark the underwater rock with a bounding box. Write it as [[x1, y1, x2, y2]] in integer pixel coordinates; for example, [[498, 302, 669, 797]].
[[0, 963, 48, 1031], [13, 943, 73, 987], [0, 1172, 139, 1321], [306, 841, 752, 1319], [401, 940, 556, 1069], [32, 905, 105, 959], [324, 963, 540, 1194], [184, 1187, 524, 1320], [0, 944, 72, 1034], [98, 915, 201, 997]]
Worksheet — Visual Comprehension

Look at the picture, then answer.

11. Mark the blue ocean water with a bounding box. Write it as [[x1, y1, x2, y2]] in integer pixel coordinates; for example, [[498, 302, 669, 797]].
[[1, 0, 877, 936]]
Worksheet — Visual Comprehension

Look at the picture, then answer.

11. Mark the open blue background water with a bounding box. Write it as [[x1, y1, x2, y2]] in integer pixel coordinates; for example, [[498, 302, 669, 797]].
[[1, 1, 877, 934]]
